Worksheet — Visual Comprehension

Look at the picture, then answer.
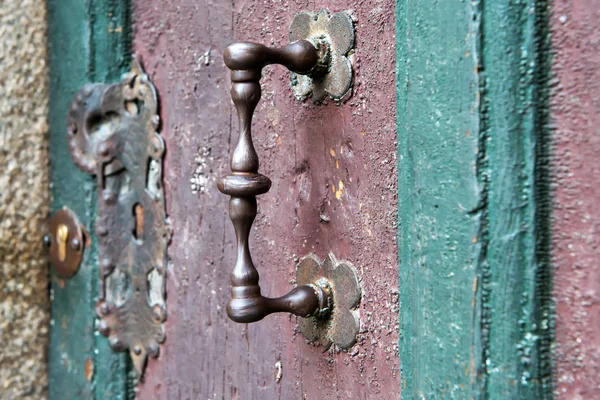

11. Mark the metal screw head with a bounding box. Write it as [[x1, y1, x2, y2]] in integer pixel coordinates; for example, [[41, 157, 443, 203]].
[[98, 320, 110, 336], [148, 343, 160, 359], [97, 142, 110, 157], [152, 305, 166, 322], [133, 345, 142, 355], [100, 303, 110, 316], [70, 238, 81, 251], [109, 337, 125, 351], [43, 234, 52, 248], [96, 225, 108, 237]]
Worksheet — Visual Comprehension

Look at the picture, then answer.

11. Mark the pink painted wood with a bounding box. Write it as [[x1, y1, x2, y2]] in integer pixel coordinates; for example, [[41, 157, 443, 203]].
[[551, 1, 600, 398], [133, 1, 399, 398]]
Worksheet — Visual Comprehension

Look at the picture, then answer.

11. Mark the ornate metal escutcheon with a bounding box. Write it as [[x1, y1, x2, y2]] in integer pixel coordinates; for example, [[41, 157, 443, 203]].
[[67, 56, 170, 379]]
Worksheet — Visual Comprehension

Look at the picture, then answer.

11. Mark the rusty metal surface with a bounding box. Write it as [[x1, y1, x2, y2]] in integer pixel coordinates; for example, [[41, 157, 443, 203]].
[[67, 56, 170, 380], [290, 9, 355, 103], [45, 208, 85, 278], [297, 253, 361, 349]]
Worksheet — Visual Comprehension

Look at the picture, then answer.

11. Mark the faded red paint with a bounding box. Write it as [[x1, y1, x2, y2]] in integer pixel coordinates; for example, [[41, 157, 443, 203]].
[[551, 1, 600, 398], [134, 0, 398, 399]]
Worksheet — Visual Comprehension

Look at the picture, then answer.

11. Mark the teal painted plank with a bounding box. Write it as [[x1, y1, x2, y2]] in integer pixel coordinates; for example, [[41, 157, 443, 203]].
[[397, 0, 483, 397], [483, 0, 553, 397], [47, 1, 131, 398], [397, 0, 553, 398]]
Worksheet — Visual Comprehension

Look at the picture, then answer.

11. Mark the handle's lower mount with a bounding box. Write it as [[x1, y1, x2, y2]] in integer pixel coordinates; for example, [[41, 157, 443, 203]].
[[218, 10, 360, 349]]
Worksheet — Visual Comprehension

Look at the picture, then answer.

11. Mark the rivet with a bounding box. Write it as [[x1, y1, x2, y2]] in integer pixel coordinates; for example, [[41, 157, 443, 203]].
[[98, 143, 110, 157], [133, 345, 142, 355], [68, 122, 78, 135], [98, 320, 110, 336], [109, 337, 123, 351], [148, 343, 160, 359], [153, 305, 164, 321], [96, 226, 108, 237], [70, 238, 81, 251], [102, 191, 117, 203]]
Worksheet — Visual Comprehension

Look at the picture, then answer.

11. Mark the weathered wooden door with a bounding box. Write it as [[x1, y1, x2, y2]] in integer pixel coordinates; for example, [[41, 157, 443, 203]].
[[48, 1, 398, 398], [47, 0, 555, 399]]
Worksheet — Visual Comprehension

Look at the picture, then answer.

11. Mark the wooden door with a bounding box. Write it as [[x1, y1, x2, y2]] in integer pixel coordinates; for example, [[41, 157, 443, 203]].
[[46, 0, 559, 399], [48, 0, 399, 399]]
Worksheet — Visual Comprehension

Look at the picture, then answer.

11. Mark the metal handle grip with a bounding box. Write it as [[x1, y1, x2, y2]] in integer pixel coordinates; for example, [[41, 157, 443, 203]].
[[217, 40, 330, 323]]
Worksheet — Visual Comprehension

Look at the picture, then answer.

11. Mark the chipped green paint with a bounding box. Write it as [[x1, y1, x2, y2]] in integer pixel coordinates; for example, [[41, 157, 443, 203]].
[[47, 1, 131, 398], [482, 0, 553, 397], [397, 0, 553, 398]]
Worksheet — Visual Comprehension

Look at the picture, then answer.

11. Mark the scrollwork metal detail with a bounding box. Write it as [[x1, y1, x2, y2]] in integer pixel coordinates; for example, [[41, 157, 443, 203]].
[[67, 56, 170, 379]]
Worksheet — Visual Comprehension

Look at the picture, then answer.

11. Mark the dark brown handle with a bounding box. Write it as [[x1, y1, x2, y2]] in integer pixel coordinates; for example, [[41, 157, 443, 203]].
[[218, 41, 329, 323]]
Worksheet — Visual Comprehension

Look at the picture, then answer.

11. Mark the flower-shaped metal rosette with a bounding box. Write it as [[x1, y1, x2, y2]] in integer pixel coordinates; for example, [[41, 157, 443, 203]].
[[289, 9, 355, 103], [296, 253, 361, 349]]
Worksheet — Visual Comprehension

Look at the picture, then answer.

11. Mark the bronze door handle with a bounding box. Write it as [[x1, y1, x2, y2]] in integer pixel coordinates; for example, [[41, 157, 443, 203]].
[[218, 39, 331, 323], [217, 10, 361, 350]]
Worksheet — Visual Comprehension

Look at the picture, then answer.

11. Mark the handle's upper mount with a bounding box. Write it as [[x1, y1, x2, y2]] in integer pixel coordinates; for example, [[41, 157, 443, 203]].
[[289, 9, 356, 103]]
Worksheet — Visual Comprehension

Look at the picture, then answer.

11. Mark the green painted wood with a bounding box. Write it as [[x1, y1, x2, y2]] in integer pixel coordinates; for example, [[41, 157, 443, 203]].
[[483, 1, 553, 398], [397, 1, 483, 397], [47, 1, 131, 398], [397, 0, 553, 398]]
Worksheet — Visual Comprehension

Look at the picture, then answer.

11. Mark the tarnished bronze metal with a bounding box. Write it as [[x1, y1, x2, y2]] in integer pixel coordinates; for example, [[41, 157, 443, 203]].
[[45, 208, 85, 278], [218, 22, 361, 348], [297, 254, 361, 349], [67, 55, 170, 380], [289, 9, 356, 103], [219, 40, 329, 324]]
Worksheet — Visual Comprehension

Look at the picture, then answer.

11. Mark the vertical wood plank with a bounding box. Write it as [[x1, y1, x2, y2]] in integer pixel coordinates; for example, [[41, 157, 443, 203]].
[[397, 0, 483, 397], [483, 1, 553, 397], [397, 0, 553, 398], [47, 1, 131, 398], [550, 1, 600, 398]]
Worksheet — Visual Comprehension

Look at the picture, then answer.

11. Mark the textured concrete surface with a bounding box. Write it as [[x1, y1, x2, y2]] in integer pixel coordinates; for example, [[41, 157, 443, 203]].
[[0, 0, 50, 398]]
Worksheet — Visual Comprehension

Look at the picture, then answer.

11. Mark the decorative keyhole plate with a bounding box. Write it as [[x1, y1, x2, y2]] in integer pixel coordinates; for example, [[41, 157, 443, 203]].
[[67, 56, 171, 379]]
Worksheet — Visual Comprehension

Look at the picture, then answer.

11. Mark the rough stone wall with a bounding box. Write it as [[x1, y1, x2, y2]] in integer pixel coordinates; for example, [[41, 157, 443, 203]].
[[0, 0, 50, 398]]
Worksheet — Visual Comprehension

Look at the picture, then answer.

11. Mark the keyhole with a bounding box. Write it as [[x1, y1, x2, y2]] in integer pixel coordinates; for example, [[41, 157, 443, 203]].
[[57, 223, 69, 262], [133, 203, 144, 242]]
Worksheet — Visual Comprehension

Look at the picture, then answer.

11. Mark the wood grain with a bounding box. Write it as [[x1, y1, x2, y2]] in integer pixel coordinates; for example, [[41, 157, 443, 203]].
[[397, 0, 553, 398], [397, 0, 483, 396], [133, 0, 399, 398], [550, 1, 600, 398]]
